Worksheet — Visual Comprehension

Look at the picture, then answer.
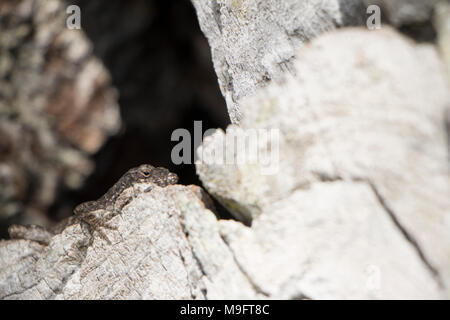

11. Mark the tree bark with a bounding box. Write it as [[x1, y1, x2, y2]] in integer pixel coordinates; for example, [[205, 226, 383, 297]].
[[1, 0, 449, 300]]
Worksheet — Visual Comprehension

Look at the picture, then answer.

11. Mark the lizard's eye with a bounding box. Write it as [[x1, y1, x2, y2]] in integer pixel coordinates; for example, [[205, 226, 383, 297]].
[[142, 170, 150, 177]]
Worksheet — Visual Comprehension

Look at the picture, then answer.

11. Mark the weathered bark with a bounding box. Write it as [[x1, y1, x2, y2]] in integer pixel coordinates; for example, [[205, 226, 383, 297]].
[[190, 0, 367, 123], [196, 27, 450, 299], [2, 26, 449, 299], [1, 0, 449, 300], [191, 0, 450, 298], [0, 184, 262, 299], [0, 0, 120, 226], [0, 0, 229, 234]]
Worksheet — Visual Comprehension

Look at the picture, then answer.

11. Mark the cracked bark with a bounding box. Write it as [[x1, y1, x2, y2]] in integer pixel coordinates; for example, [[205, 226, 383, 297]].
[[367, 181, 443, 288], [219, 233, 269, 297], [311, 171, 446, 289], [1, 185, 230, 299]]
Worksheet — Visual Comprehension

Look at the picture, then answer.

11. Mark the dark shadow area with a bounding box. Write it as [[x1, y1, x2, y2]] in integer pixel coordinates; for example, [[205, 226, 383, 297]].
[[354, 0, 437, 42], [48, 0, 233, 222], [337, 0, 367, 26]]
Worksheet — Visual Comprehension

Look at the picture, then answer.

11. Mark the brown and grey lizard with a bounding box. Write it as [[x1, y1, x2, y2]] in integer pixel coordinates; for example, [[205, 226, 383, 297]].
[[8, 164, 179, 245]]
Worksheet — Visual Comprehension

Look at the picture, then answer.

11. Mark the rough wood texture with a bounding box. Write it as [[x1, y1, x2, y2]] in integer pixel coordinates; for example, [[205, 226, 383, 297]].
[[2, 1, 450, 300], [0, 0, 120, 225], [190, 0, 366, 123], [2, 27, 447, 300], [0, 183, 262, 299]]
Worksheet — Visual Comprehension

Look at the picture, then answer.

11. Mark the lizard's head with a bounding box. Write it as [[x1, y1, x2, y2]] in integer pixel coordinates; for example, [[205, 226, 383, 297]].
[[137, 164, 153, 178], [135, 164, 179, 187]]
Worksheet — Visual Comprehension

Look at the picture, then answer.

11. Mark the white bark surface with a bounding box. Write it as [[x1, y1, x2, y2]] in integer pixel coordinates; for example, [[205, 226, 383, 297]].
[[190, 0, 366, 122], [196, 27, 450, 299]]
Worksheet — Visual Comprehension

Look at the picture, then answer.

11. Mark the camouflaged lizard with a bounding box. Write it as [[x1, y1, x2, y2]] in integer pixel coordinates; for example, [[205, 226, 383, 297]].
[[9, 164, 179, 244]]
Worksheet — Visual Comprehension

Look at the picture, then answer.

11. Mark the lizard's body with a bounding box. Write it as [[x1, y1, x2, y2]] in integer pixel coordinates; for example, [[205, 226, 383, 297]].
[[9, 164, 179, 244]]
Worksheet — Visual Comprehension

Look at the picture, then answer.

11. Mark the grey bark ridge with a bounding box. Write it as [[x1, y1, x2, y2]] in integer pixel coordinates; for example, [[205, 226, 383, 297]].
[[0, 182, 264, 299], [190, 0, 366, 123]]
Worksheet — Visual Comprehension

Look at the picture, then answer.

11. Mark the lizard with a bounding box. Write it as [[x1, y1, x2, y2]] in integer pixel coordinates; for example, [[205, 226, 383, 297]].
[[8, 164, 179, 245]]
